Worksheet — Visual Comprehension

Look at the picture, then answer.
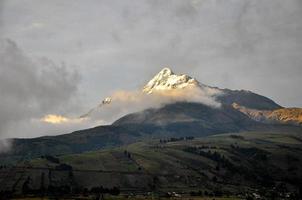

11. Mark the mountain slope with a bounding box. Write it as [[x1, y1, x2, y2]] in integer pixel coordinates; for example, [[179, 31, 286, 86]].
[[232, 103, 302, 125], [217, 89, 282, 110], [0, 126, 142, 164], [113, 102, 258, 136], [0, 102, 256, 164]]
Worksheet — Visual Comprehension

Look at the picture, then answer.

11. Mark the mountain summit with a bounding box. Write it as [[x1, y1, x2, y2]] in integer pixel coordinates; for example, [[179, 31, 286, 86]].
[[81, 67, 282, 119], [142, 67, 200, 93]]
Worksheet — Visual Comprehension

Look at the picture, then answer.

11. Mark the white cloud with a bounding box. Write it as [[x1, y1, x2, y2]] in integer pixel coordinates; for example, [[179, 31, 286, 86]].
[[40, 114, 84, 124], [86, 86, 222, 125]]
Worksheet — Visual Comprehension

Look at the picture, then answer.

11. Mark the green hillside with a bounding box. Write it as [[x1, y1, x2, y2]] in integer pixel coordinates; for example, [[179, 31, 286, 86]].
[[1, 132, 301, 199]]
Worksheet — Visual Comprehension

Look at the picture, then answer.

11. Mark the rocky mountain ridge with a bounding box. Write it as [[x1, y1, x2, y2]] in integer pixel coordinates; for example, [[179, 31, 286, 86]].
[[232, 103, 302, 126]]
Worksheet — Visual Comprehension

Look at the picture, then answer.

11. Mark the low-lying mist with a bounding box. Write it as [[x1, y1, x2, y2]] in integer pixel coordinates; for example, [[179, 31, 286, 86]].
[[86, 86, 222, 125]]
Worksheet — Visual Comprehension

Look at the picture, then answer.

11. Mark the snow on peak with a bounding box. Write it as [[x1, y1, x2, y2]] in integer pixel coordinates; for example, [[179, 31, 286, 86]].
[[143, 67, 200, 94], [102, 97, 112, 104], [80, 67, 223, 119], [157, 67, 173, 76]]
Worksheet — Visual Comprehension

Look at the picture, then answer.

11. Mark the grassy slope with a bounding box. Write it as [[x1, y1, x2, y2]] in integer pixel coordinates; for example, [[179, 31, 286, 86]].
[[5, 131, 299, 197]]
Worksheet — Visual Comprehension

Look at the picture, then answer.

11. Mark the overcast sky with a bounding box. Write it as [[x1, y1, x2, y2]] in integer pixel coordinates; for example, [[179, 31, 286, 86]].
[[0, 0, 302, 139]]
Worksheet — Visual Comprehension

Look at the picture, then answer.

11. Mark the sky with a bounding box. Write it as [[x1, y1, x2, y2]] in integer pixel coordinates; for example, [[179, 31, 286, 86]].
[[0, 0, 302, 139]]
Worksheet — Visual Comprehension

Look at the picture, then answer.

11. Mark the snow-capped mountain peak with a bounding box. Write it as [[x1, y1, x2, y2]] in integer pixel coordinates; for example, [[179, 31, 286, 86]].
[[80, 67, 222, 119], [142, 67, 200, 94]]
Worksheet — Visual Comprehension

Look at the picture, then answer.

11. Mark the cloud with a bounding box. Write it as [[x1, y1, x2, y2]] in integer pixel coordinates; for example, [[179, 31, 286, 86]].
[[40, 114, 71, 124], [40, 114, 85, 124], [86, 86, 222, 124], [0, 39, 81, 140]]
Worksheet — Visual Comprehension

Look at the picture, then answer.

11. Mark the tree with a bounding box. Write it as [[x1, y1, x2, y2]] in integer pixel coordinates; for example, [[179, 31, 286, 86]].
[[40, 172, 45, 195], [22, 176, 31, 195]]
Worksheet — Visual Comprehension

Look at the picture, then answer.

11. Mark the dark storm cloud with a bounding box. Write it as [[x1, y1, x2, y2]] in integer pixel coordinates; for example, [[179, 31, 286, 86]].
[[0, 39, 80, 139]]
